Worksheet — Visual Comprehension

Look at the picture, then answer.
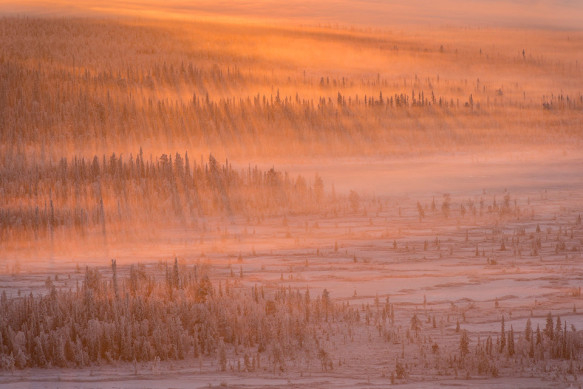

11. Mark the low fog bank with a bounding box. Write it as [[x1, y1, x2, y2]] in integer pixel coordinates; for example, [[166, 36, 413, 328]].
[[256, 150, 583, 198]]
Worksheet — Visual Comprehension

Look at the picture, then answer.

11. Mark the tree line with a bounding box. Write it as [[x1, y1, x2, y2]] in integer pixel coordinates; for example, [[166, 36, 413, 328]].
[[0, 151, 327, 241]]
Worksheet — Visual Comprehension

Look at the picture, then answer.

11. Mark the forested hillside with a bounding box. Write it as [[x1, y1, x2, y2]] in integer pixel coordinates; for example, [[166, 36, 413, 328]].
[[1, 17, 581, 159]]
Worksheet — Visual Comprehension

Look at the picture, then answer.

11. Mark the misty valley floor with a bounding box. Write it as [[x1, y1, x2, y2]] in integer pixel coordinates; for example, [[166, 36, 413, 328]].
[[1, 156, 583, 388]]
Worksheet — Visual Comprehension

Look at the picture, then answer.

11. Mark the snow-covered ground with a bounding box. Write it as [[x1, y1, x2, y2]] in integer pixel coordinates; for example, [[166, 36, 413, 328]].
[[2, 156, 583, 387]]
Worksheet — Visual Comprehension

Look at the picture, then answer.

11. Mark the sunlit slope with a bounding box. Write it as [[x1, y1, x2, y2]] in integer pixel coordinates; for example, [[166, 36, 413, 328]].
[[0, 17, 582, 159]]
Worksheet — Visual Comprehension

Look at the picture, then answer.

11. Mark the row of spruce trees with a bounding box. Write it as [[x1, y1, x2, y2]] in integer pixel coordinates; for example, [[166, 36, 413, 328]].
[[0, 259, 352, 370], [0, 152, 327, 241]]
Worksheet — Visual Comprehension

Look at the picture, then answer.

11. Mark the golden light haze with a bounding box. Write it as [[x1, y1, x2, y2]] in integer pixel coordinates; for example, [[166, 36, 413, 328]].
[[3, 0, 583, 29], [1, 1, 583, 386]]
